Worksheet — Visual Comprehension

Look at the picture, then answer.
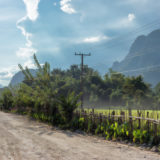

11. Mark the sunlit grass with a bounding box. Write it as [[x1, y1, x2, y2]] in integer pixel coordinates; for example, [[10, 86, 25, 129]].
[[83, 108, 160, 120]]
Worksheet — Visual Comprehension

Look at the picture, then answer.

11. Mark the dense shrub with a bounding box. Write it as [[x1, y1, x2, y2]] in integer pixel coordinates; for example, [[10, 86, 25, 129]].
[[0, 88, 13, 111], [0, 54, 160, 147]]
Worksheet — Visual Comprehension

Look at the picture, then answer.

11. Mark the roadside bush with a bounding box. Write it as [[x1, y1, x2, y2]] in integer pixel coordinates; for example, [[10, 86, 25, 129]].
[[0, 88, 13, 111], [58, 92, 81, 124], [133, 129, 150, 144]]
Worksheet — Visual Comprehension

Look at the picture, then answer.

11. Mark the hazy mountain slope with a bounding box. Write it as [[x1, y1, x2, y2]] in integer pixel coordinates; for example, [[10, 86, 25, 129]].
[[112, 29, 160, 86], [9, 69, 36, 86]]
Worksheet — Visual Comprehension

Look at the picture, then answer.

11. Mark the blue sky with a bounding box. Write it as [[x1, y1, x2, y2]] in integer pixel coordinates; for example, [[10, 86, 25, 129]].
[[0, 0, 160, 86]]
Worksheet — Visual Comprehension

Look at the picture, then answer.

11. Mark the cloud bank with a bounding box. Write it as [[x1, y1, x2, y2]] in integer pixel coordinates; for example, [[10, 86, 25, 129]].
[[1, 0, 160, 86], [16, 0, 40, 63], [0, 0, 41, 86]]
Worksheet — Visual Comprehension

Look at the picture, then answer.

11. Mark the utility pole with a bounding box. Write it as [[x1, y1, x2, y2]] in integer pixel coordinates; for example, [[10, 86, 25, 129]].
[[75, 52, 91, 109]]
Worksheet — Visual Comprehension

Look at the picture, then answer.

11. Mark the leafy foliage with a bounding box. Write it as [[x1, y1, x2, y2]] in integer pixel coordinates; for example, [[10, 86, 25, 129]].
[[0, 54, 160, 147], [58, 92, 81, 123], [0, 55, 81, 127], [0, 88, 13, 110]]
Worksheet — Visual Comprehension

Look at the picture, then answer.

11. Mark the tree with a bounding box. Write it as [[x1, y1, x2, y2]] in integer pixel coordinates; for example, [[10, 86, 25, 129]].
[[123, 76, 150, 109]]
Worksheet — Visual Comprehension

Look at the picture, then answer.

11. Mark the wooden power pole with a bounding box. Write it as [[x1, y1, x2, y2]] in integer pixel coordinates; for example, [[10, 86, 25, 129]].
[[75, 52, 91, 109]]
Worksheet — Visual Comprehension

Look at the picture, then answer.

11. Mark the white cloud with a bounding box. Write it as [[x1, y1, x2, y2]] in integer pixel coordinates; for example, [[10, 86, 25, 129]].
[[0, 65, 19, 85], [23, 59, 37, 69], [60, 0, 76, 14], [23, 0, 40, 21], [16, 47, 37, 59], [128, 13, 135, 22], [108, 14, 136, 29], [16, 17, 33, 48], [82, 35, 109, 43], [0, 72, 14, 79], [16, 0, 40, 66], [53, 2, 57, 6], [0, 60, 37, 86]]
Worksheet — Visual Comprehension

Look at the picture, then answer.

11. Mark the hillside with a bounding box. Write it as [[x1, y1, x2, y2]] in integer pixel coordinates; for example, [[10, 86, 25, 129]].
[[112, 29, 160, 86], [9, 69, 36, 86]]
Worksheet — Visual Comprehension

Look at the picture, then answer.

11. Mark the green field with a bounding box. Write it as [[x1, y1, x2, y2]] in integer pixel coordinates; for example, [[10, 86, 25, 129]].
[[83, 109, 160, 120]]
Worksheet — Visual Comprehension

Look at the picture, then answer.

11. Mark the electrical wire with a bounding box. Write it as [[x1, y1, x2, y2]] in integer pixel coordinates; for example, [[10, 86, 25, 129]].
[[83, 19, 160, 54], [111, 64, 160, 75]]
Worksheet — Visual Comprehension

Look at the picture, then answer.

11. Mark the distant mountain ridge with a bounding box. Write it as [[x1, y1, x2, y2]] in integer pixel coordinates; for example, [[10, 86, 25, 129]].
[[9, 69, 36, 86], [9, 30, 160, 88], [112, 29, 160, 86]]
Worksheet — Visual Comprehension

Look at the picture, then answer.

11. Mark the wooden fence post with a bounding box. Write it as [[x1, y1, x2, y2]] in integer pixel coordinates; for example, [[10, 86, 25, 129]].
[[129, 110, 133, 138], [119, 111, 125, 124], [92, 108, 94, 115], [84, 111, 88, 129], [154, 122, 157, 137], [147, 112, 150, 133], [153, 122, 158, 145], [137, 111, 141, 129], [111, 111, 115, 123], [99, 113, 102, 124]]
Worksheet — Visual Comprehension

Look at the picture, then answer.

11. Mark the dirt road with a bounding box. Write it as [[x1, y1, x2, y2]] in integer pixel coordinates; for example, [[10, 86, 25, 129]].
[[0, 112, 159, 160]]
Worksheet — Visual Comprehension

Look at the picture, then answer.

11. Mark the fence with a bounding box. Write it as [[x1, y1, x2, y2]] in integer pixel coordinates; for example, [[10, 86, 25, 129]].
[[74, 109, 160, 143]]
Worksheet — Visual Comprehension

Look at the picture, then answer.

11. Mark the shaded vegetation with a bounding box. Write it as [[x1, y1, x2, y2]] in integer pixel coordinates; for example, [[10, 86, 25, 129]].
[[0, 54, 160, 147]]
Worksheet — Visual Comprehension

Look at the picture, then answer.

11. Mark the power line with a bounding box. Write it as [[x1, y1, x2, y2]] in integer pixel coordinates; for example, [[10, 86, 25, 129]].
[[95, 24, 160, 53], [73, 19, 160, 79], [122, 47, 160, 61], [111, 64, 160, 75], [87, 47, 160, 77], [110, 20, 160, 43], [72, 19, 160, 63], [83, 21, 160, 72], [84, 20, 160, 54]]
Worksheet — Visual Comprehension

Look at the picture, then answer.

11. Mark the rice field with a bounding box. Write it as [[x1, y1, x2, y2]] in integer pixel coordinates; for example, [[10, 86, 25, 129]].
[[84, 108, 160, 120]]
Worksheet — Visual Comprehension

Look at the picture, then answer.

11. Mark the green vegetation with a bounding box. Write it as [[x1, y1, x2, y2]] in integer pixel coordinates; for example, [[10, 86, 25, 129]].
[[0, 54, 160, 147], [0, 55, 81, 128], [1, 55, 160, 111], [74, 111, 160, 146], [84, 109, 160, 119]]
